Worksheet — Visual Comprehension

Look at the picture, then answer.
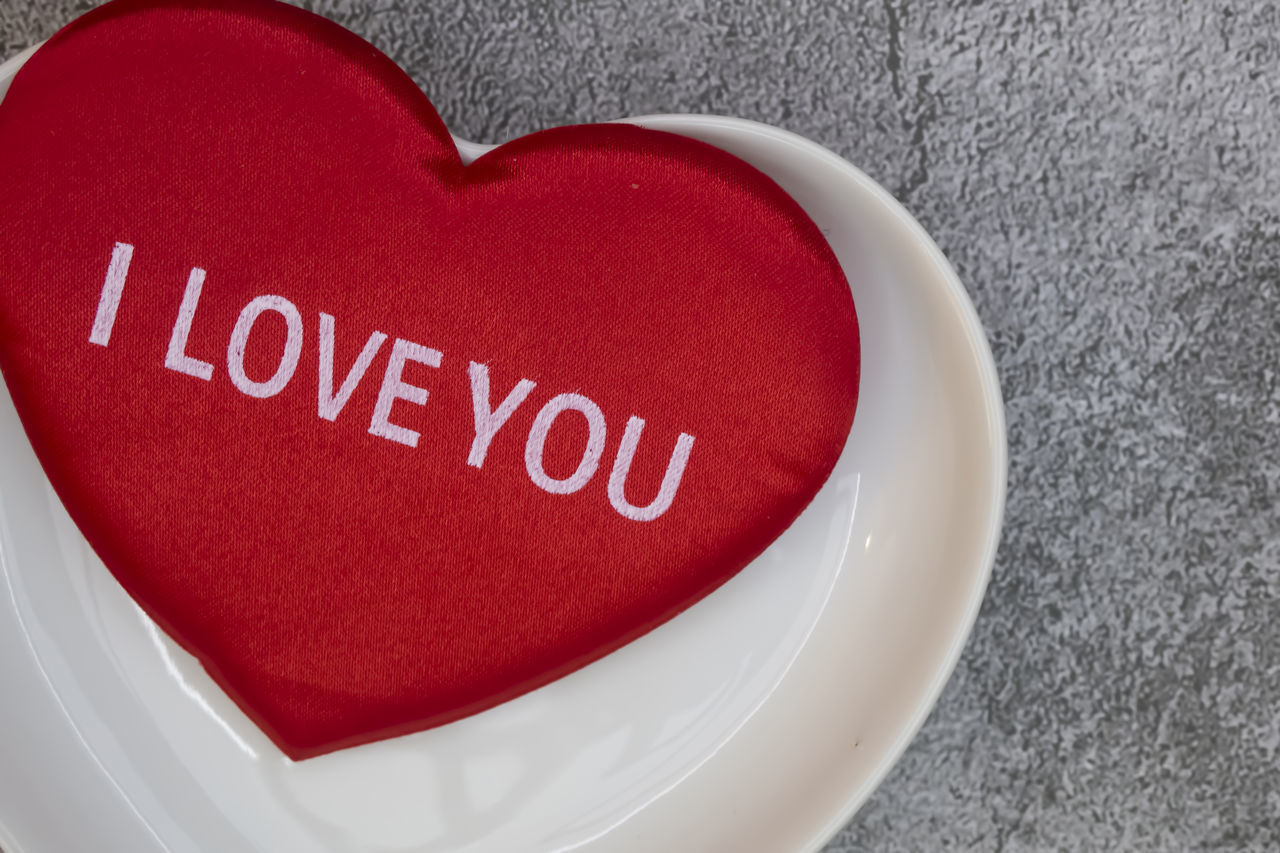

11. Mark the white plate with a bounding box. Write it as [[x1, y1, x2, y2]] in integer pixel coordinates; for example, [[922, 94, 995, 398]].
[[0, 44, 1005, 853]]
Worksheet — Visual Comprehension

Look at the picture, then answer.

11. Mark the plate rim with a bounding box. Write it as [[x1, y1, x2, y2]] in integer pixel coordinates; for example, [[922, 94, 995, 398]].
[[625, 114, 1007, 852]]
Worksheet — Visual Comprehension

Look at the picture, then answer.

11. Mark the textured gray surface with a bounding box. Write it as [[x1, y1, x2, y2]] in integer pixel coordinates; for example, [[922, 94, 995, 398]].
[[3, 1, 1279, 850]]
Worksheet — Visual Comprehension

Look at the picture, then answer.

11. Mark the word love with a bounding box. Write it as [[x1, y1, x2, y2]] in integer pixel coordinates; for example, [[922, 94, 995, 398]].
[[88, 243, 696, 522]]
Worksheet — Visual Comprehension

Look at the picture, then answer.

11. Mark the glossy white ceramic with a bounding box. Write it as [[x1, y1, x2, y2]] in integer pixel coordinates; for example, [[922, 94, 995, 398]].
[[0, 45, 1005, 853]]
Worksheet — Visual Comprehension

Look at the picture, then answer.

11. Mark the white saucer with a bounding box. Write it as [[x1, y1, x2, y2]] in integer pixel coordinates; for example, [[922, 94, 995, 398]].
[[0, 45, 1005, 853]]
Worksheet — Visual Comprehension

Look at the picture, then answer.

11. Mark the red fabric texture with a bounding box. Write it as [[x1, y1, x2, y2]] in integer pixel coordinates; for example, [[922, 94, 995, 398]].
[[0, 0, 860, 759]]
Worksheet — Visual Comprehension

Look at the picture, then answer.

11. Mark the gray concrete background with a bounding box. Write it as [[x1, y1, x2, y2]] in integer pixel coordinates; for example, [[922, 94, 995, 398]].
[[3, 1, 1279, 850]]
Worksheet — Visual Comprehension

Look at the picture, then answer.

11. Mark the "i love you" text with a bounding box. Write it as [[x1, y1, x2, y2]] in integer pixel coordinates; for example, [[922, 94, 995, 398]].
[[87, 242, 695, 522]]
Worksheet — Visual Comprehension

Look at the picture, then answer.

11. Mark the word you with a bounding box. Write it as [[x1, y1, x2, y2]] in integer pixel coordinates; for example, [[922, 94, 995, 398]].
[[88, 243, 695, 522]]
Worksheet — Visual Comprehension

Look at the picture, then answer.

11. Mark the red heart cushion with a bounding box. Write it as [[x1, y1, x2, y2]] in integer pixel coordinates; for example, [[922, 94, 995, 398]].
[[0, 0, 859, 759]]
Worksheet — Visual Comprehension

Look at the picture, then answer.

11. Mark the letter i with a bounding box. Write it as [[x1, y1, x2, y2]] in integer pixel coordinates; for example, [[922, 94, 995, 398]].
[[89, 242, 134, 346]]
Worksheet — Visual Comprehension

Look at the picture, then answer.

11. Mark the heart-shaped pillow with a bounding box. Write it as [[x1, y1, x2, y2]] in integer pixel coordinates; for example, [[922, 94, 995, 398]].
[[0, 0, 859, 759]]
